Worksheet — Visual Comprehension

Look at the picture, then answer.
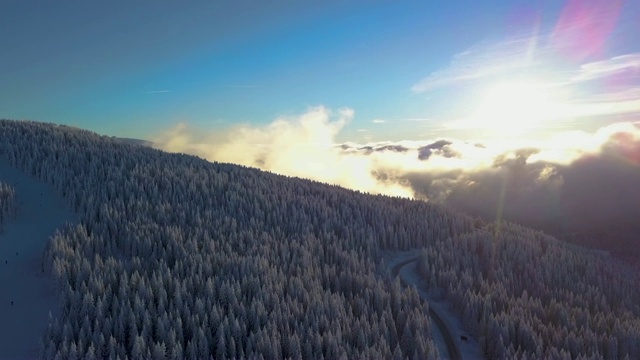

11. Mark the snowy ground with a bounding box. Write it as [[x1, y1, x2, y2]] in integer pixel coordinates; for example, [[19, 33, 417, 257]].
[[384, 250, 485, 360], [0, 159, 76, 359]]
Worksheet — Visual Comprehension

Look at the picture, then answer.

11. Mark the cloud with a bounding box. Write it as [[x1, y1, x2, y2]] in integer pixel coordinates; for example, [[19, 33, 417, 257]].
[[371, 118, 432, 124], [410, 12, 639, 126], [401, 122, 640, 260], [412, 0, 628, 94], [153, 107, 413, 198], [417, 140, 454, 160], [572, 53, 640, 82], [412, 39, 640, 130], [154, 108, 640, 260], [579, 87, 640, 103], [411, 35, 544, 93]]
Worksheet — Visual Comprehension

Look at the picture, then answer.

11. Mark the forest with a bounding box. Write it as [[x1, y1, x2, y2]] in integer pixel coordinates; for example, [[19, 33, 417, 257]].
[[1, 119, 639, 359], [0, 180, 16, 231], [416, 224, 640, 359]]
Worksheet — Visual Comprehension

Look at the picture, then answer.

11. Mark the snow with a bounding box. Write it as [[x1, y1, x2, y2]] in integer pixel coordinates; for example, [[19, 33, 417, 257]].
[[0, 158, 76, 359], [384, 250, 486, 360]]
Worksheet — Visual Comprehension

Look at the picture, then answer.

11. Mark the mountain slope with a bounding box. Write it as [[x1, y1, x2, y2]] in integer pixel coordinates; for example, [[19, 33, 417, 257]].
[[417, 224, 640, 359], [2, 120, 473, 359], [1, 119, 639, 359]]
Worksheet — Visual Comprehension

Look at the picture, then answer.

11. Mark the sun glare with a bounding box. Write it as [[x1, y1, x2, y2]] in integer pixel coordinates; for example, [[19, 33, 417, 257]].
[[472, 80, 563, 136]]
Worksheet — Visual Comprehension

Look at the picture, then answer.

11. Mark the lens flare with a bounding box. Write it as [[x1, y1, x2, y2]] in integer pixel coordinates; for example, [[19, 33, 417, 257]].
[[551, 0, 624, 61]]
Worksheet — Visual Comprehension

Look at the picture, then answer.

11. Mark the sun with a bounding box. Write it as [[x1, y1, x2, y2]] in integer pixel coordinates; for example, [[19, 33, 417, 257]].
[[471, 80, 563, 136]]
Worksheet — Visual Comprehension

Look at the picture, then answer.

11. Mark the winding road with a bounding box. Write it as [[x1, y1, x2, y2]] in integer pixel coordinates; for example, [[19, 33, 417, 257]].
[[392, 257, 462, 360]]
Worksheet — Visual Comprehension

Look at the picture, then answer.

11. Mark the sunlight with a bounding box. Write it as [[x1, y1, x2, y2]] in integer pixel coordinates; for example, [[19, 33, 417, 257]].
[[472, 80, 562, 136]]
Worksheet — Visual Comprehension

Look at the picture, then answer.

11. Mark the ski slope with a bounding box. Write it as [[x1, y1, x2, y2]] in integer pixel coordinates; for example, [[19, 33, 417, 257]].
[[0, 158, 76, 359]]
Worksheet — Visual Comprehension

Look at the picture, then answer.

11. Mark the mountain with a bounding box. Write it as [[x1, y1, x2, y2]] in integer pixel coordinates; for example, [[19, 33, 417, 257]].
[[1, 119, 639, 359]]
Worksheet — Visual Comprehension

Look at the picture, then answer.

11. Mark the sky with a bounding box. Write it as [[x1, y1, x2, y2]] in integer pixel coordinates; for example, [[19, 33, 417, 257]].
[[2, 0, 638, 142], [2, 1, 640, 261]]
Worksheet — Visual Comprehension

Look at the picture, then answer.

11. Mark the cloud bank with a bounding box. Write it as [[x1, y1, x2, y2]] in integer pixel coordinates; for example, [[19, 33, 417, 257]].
[[154, 107, 413, 197], [154, 108, 640, 261]]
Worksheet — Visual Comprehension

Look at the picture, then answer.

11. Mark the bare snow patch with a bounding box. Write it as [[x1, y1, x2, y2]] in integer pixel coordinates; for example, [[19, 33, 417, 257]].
[[0, 158, 76, 359]]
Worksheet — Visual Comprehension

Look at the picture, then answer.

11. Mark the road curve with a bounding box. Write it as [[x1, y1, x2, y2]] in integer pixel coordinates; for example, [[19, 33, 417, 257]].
[[391, 257, 462, 360]]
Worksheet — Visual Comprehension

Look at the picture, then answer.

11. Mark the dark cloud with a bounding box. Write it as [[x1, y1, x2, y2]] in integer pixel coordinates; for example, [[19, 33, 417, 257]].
[[417, 140, 455, 160], [340, 143, 409, 155], [375, 144, 409, 153], [395, 126, 640, 264], [550, 134, 640, 262]]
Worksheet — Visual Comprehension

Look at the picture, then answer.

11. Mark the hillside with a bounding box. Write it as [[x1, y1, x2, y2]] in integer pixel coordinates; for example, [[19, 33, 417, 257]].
[[1, 119, 639, 359], [2, 120, 471, 359], [416, 224, 640, 358]]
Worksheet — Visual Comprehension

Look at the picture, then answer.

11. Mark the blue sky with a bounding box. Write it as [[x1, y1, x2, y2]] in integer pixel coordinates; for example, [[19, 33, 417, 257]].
[[1, 0, 639, 141]]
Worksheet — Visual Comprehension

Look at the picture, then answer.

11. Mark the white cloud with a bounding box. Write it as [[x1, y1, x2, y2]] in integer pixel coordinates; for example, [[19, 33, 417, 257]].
[[411, 35, 544, 93], [153, 107, 413, 198], [411, 29, 640, 132], [153, 107, 640, 205], [572, 53, 640, 82], [371, 118, 431, 124]]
